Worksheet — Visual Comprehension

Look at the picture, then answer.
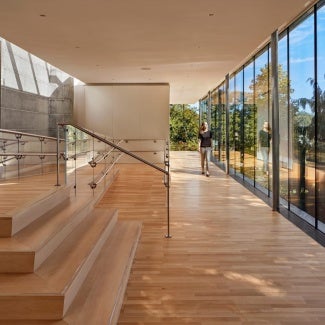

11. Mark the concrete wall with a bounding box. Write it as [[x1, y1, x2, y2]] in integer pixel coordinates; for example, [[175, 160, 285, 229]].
[[74, 84, 170, 163], [0, 39, 73, 137]]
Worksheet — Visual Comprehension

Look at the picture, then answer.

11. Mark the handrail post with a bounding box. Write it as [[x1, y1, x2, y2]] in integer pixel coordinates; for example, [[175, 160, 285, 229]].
[[165, 173, 171, 238], [165, 140, 171, 238], [56, 124, 61, 186]]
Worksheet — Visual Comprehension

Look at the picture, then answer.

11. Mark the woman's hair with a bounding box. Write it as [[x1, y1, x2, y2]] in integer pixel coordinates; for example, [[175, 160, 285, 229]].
[[201, 121, 208, 130], [263, 121, 271, 132]]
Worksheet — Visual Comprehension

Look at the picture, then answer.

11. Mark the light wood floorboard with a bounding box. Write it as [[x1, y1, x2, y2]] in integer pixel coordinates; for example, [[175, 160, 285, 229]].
[[97, 151, 325, 325]]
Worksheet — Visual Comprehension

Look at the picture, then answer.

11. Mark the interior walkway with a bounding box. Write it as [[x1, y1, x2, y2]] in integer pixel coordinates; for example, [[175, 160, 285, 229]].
[[98, 151, 325, 324]]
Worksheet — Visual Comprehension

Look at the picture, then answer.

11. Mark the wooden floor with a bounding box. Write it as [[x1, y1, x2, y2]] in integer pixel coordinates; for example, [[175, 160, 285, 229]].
[[97, 151, 325, 325]]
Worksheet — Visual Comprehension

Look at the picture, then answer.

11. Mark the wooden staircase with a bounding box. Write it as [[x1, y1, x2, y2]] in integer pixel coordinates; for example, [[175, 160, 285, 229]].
[[0, 172, 142, 323]]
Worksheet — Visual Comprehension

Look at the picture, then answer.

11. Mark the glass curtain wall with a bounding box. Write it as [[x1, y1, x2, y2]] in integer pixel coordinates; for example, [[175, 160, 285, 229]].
[[235, 69, 244, 177], [243, 60, 256, 186], [255, 48, 271, 194], [210, 89, 218, 159], [317, 2, 325, 229], [288, 10, 316, 224], [218, 84, 226, 169], [211, 84, 226, 170], [278, 33, 290, 209], [199, 96, 209, 125], [199, 0, 325, 233], [229, 75, 238, 172]]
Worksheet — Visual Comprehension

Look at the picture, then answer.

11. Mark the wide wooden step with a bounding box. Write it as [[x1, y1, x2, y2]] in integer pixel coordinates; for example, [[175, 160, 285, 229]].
[[0, 193, 97, 273], [0, 185, 71, 237], [63, 220, 142, 324], [0, 208, 118, 321]]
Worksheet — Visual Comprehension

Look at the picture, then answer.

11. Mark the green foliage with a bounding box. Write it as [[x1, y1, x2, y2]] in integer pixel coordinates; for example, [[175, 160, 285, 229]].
[[170, 104, 199, 150]]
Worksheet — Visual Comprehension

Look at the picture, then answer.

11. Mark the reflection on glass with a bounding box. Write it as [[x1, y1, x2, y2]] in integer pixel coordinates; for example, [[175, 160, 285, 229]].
[[210, 90, 218, 160], [220, 85, 227, 167], [289, 13, 316, 219], [235, 70, 244, 176], [255, 49, 272, 193], [229, 76, 237, 173], [200, 98, 208, 124], [210, 86, 226, 170], [317, 4, 325, 224], [243, 61, 256, 184], [278, 33, 290, 208]]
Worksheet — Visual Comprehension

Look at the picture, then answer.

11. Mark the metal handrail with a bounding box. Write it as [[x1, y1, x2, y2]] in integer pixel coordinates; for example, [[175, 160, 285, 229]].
[[88, 152, 124, 188], [0, 128, 58, 141], [0, 152, 57, 156], [0, 128, 62, 179], [58, 123, 171, 238], [89, 139, 124, 167]]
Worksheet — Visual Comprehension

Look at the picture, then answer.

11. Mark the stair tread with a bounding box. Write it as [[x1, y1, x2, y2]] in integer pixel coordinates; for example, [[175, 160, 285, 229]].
[[0, 176, 60, 217], [0, 185, 67, 219], [63, 220, 142, 324], [0, 208, 118, 295], [0, 194, 91, 253]]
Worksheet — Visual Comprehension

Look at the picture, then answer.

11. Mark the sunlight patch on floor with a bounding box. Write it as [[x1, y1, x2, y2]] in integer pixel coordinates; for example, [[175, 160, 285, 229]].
[[224, 271, 285, 297]]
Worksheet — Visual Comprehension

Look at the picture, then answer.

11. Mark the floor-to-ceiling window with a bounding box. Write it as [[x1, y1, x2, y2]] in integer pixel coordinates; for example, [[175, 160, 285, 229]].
[[289, 10, 316, 224], [219, 84, 226, 169], [235, 69, 244, 176], [316, 1, 325, 230], [243, 59, 256, 185], [199, 96, 209, 125], [211, 84, 226, 170], [229, 75, 238, 172], [254, 48, 271, 194], [210, 89, 218, 159], [278, 32, 290, 209]]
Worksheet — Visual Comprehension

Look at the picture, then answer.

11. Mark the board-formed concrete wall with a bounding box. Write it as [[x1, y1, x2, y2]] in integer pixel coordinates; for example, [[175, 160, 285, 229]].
[[0, 38, 73, 137]]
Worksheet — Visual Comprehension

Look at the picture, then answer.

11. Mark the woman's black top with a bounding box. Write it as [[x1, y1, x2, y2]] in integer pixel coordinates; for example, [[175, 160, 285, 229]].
[[199, 131, 213, 147]]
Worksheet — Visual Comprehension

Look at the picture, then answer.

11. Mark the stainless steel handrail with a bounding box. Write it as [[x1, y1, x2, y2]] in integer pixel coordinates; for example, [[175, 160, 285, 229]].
[[0, 152, 57, 156], [0, 128, 62, 180], [0, 128, 58, 141], [88, 152, 124, 188], [89, 139, 124, 166], [58, 123, 171, 238]]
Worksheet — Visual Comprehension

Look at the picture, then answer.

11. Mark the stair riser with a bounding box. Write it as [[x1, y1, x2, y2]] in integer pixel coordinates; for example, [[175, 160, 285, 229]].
[[0, 252, 35, 273], [0, 218, 12, 237], [0, 296, 64, 320]]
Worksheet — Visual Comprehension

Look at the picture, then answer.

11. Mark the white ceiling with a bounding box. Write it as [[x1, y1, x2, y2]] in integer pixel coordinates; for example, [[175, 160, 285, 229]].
[[0, 0, 315, 103]]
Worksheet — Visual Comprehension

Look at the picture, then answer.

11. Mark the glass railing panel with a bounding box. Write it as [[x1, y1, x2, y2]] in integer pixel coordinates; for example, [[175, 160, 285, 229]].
[[63, 125, 123, 196], [0, 129, 63, 181]]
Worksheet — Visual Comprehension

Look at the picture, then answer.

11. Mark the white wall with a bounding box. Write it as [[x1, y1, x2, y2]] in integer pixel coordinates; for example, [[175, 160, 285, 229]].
[[73, 83, 170, 163]]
